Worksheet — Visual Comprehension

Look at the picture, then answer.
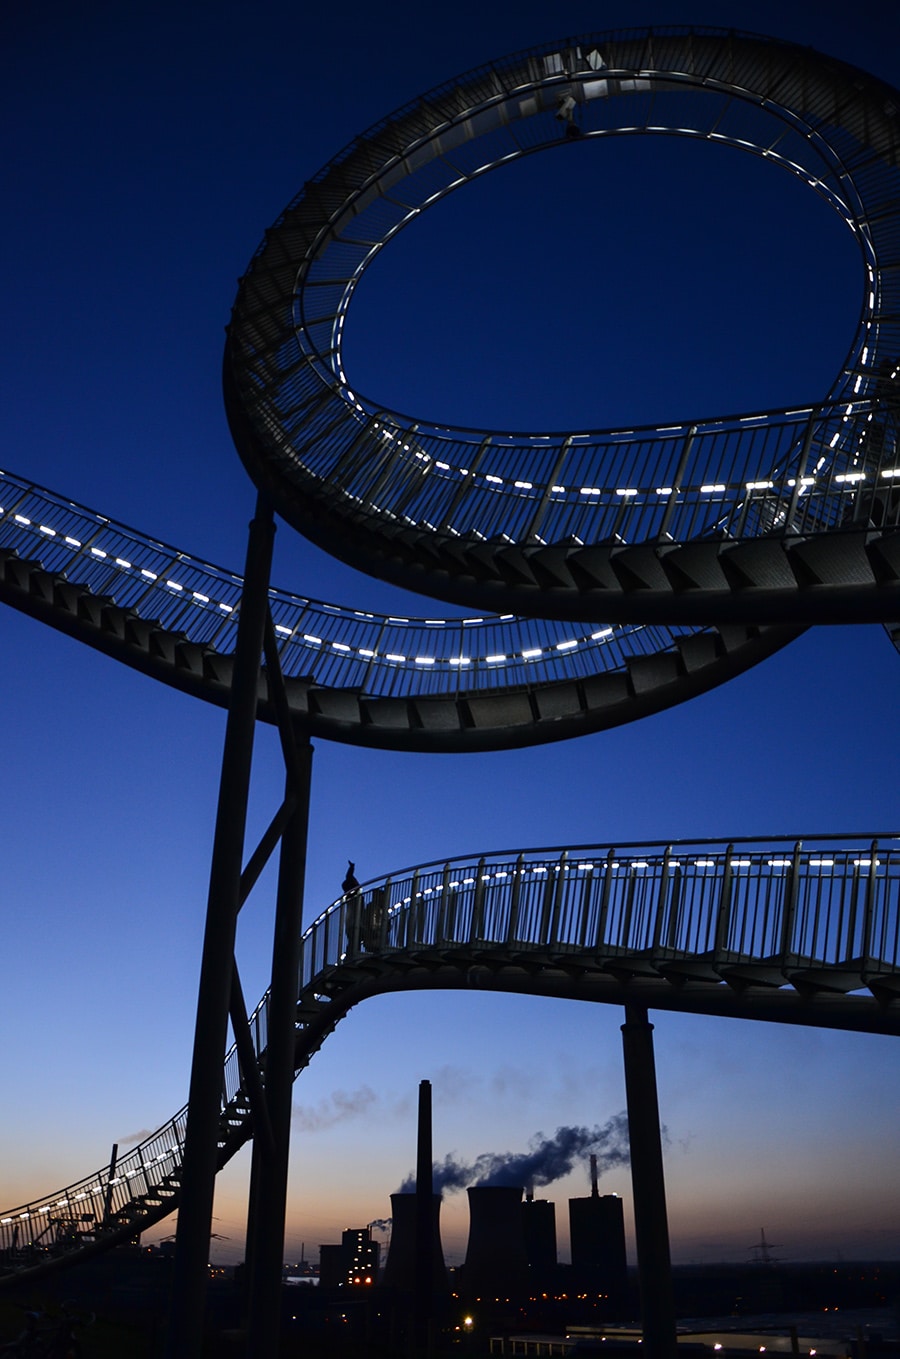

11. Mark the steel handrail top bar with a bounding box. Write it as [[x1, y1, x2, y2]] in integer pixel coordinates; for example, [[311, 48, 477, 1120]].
[[2, 831, 898, 1286], [226, 26, 900, 626], [338, 829, 900, 887], [0, 465, 797, 752]]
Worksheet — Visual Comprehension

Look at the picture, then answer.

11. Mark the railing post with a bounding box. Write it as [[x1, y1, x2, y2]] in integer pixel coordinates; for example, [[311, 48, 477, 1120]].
[[651, 848, 673, 953], [657, 426, 696, 541], [783, 412, 818, 534], [780, 841, 802, 967], [470, 859, 487, 944], [506, 854, 524, 946], [379, 878, 392, 950], [437, 864, 451, 945], [410, 870, 422, 945], [548, 851, 569, 948], [595, 849, 616, 950], [538, 861, 556, 945], [861, 840, 880, 971], [713, 845, 734, 958], [577, 863, 595, 950]]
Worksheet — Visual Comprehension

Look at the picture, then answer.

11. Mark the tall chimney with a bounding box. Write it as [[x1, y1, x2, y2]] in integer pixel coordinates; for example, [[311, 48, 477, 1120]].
[[591, 1153, 599, 1197], [415, 1080, 434, 1344]]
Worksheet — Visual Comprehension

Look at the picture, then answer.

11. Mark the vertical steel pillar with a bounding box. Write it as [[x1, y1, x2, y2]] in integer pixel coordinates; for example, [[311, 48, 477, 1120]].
[[620, 1004, 677, 1359], [245, 741, 314, 1357], [165, 497, 275, 1359]]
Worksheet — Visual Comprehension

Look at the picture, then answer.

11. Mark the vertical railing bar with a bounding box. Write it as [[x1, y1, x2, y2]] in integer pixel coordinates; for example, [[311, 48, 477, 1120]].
[[713, 845, 734, 959], [548, 850, 569, 949], [657, 426, 697, 541], [780, 841, 802, 967], [578, 865, 595, 950], [650, 847, 672, 953], [595, 848, 616, 951], [470, 858, 486, 945], [861, 839, 879, 972], [506, 853, 524, 946]]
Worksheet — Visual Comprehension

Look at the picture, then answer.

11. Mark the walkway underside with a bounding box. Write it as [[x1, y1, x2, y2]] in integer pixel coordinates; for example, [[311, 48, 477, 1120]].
[[2, 833, 897, 1286]]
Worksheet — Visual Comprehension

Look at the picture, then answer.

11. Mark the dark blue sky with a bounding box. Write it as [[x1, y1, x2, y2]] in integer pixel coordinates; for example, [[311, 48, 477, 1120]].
[[1, 0, 898, 1266]]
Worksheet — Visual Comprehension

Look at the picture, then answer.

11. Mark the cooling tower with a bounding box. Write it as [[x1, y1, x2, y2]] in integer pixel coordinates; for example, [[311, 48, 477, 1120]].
[[381, 1192, 448, 1293], [463, 1185, 528, 1298]]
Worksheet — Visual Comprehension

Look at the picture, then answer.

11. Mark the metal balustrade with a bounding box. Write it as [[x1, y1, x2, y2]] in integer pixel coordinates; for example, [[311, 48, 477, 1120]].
[[0, 467, 701, 689], [0, 466, 795, 750], [3, 833, 897, 1279]]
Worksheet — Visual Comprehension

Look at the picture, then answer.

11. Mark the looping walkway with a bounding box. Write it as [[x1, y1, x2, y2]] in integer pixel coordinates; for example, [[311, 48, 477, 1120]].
[[226, 26, 900, 624]]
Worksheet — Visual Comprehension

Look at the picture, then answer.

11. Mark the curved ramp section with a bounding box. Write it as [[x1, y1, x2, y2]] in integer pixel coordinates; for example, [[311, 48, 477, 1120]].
[[226, 26, 900, 625], [0, 468, 795, 752], [3, 833, 898, 1284]]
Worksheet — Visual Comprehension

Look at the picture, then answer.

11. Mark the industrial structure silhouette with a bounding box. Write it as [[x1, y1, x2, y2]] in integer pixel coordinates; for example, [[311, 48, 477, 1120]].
[[0, 24, 898, 1359]]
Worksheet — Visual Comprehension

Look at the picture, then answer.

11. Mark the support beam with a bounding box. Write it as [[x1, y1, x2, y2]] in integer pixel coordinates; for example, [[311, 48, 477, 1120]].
[[164, 496, 275, 1359], [621, 1004, 677, 1359], [244, 739, 314, 1357]]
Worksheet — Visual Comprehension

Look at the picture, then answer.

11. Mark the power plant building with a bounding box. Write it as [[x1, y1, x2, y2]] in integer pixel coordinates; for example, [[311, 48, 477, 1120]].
[[522, 1194, 557, 1284], [568, 1191, 627, 1309]]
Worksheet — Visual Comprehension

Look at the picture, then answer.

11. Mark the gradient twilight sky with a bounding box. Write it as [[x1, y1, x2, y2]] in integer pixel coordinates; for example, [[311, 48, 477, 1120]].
[[1, 0, 899, 1271]]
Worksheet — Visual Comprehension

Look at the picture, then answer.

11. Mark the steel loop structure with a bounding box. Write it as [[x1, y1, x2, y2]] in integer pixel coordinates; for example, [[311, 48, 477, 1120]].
[[2, 833, 899, 1273], [226, 26, 900, 625], [1, 25, 899, 1356]]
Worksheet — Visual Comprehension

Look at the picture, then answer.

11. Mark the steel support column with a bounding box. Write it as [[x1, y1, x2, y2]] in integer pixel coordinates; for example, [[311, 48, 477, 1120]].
[[165, 496, 275, 1359], [621, 1004, 677, 1359], [245, 739, 314, 1357]]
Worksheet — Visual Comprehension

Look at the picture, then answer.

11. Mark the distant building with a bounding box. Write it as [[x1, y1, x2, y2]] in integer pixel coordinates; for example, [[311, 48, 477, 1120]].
[[318, 1227, 380, 1289], [522, 1194, 557, 1288], [568, 1192, 627, 1311]]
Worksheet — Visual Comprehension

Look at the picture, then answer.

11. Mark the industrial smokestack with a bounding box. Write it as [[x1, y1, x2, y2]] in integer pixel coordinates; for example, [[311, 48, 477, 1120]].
[[591, 1153, 599, 1197], [463, 1186, 528, 1299], [415, 1079, 434, 1334]]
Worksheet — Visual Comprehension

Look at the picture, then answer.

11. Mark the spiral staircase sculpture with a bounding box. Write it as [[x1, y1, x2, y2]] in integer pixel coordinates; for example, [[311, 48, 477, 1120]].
[[1, 23, 898, 1317]]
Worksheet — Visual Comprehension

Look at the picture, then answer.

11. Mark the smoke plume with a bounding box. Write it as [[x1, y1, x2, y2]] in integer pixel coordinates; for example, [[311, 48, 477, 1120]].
[[398, 1112, 630, 1195], [293, 1086, 378, 1132]]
